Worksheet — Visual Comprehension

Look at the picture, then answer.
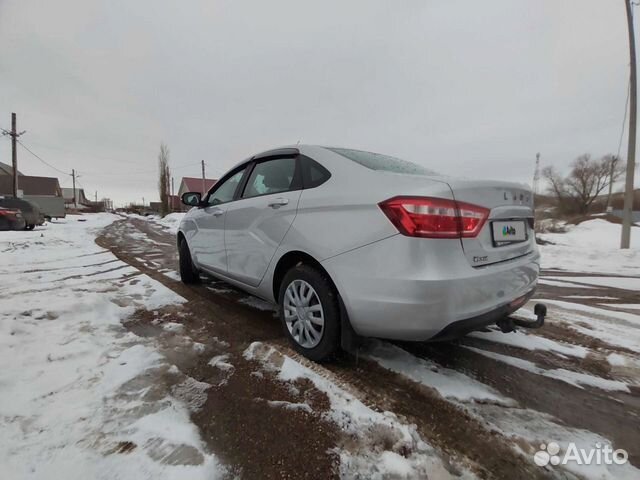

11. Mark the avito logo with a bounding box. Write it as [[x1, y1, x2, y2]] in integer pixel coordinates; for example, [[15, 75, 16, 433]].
[[502, 225, 516, 236]]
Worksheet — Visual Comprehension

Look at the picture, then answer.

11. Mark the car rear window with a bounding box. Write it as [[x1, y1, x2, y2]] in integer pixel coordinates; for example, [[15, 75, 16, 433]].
[[327, 147, 437, 176]]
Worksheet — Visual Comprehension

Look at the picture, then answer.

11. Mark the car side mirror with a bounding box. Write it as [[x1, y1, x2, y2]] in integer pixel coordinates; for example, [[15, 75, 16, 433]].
[[181, 192, 202, 207]]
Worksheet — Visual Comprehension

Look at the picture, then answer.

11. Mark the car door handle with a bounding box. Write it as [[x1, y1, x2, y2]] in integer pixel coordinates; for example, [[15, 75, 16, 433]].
[[268, 197, 289, 208]]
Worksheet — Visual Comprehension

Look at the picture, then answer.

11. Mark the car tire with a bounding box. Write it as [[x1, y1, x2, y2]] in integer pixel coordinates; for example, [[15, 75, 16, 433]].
[[25, 224, 35, 231], [178, 237, 200, 284], [278, 264, 340, 362]]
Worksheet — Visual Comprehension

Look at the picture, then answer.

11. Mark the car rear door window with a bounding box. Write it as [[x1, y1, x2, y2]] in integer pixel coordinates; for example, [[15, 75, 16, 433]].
[[302, 157, 331, 188], [242, 157, 297, 199]]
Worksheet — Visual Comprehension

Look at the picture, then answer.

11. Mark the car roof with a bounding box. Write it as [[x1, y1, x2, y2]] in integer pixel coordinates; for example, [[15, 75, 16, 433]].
[[0, 197, 37, 208]]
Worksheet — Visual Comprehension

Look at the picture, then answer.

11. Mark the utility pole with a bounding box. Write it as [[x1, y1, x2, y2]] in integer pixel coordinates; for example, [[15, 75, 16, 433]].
[[201, 160, 206, 194], [622, 0, 637, 249], [11, 113, 18, 197], [169, 176, 175, 212], [1, 113, 26, 197], [95, 191, 97, 203], [170, 176, 175, 212], [72, 169, 77, 208]]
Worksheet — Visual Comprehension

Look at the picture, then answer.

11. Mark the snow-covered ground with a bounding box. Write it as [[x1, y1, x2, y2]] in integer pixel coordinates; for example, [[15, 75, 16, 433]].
[[3, 213, 640, 479], [538, 219, 640, 275], [0, 215, 226, 480], [244, 341, 475, 480], [149, 213, 186, 235]]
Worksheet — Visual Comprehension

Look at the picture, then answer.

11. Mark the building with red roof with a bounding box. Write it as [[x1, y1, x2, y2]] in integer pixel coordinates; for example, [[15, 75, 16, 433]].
[[178, 177, 217, 198]]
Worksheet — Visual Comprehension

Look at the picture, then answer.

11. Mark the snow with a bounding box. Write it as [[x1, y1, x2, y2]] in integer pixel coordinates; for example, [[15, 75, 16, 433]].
[[266, 399, 313, 413], [243, 341, 474, 480], [163, 322, 186, 333], [469, 328, 588, 358], [540, 299, 640, 325], [548, 305, 640, 352], [208, 354, 234, 371], [538, 219, 640, 275], [364, 340, 513, 405], [604, 303, 640, 310], [162, 270, 182, 281], [5, 213, 636, 478], [99, 344, 164, 394], [565, 295, 617, 300], [0, 213, 226, 480], [150, 213, 186, 235], [468, 405, 640, 480], [545, 276, 640, 291], [538, 278, 596, 289], [464, 347, 630, 392], [607, 353, 628, 366]]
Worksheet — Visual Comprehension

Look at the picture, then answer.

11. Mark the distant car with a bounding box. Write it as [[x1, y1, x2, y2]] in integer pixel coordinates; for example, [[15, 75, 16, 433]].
[[177, 145, 541, 361], [0, 197, 45, 230], [0, 207, 26, 231]]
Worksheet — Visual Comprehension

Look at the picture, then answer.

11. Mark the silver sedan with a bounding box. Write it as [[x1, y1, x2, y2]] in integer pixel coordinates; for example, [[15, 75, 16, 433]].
[[178, 146, 540, 361]]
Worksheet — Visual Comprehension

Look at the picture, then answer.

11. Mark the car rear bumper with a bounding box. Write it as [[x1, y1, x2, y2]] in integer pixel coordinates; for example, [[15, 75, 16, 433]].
[[321, 234, 540, 341], [429, 287, 537, 341]]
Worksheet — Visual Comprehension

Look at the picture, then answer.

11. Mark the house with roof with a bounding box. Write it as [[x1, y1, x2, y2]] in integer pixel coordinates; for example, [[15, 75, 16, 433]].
[[0, 161, 65, 218], [0, 161, 22, 177], [61, 187, 106, 212], [178, 177, 217, 198], [175, 177, 217, 211]]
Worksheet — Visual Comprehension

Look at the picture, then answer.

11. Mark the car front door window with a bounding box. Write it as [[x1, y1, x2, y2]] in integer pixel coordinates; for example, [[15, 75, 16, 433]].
[[207, 168, 246, 206]]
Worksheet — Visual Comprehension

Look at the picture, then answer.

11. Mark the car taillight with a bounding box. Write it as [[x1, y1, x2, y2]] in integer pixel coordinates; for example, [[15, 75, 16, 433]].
[[378, 196, 489, 239]]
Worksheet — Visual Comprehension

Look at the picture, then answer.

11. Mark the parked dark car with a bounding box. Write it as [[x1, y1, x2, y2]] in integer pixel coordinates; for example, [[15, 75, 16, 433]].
[[0, 207, 26, 231], [0, 197, 45, 230]]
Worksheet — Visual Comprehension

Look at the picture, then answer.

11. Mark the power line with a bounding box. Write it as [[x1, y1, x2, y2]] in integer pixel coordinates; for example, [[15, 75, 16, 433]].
[[16, 139, 71, 176], [77, 161, 203, 177], [4, 133, 203, 177], [617, 81, 631, 159]]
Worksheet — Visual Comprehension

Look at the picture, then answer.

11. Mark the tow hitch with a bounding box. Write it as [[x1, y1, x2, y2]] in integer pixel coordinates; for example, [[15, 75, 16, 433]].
[[496, 303, 547, 333]]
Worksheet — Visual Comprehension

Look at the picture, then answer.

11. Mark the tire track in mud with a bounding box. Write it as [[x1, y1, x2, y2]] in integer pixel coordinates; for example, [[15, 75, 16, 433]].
[[272, 341, 551, 479], [97, 217, 638, 477], [400, 341, 640, 467], [99, 228, 341, 477]]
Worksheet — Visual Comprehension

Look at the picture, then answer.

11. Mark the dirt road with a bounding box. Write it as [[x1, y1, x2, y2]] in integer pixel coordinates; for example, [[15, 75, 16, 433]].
[[97, 216, 640, 479]]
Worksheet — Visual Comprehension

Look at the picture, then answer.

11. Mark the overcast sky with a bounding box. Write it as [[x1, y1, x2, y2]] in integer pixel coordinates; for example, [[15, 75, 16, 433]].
[[0, 0, 638, 206]]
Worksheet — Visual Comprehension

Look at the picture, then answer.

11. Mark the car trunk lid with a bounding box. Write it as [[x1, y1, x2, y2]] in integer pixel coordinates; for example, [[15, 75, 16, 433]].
[[442, 178, 535, 267]]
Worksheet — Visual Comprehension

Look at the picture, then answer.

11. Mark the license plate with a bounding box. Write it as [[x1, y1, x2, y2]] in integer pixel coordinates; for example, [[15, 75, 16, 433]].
[[491, 220, 527, 245]]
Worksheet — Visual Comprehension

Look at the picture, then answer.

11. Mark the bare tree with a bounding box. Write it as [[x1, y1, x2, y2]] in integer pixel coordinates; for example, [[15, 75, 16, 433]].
[[605, 155, 620, 211], [543, 154, 625, 215], [158, 143, 171, 216]]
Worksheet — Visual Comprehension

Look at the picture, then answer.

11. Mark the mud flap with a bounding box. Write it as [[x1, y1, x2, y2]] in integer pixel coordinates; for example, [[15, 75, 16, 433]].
[[339, 296, 361, 354]]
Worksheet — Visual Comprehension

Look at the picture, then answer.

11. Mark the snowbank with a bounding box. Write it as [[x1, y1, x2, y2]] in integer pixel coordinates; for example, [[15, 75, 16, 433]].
[[154, 213, 186, 235], [538, 219, 640, 275]]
